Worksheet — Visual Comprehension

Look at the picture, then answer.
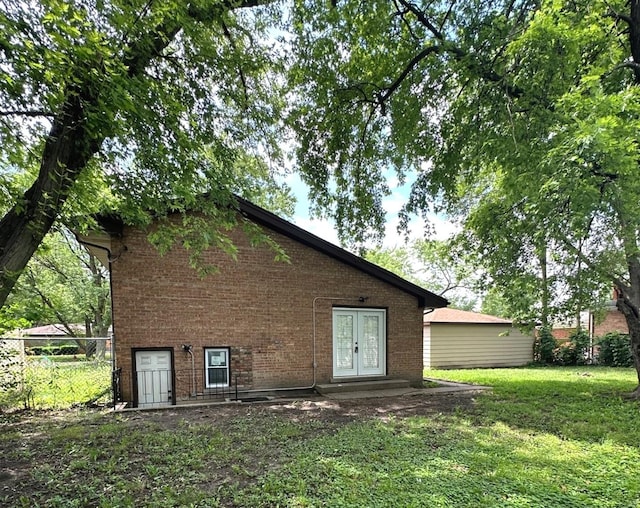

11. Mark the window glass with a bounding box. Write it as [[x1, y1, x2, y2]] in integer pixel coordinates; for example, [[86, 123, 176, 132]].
[[205, 348, 229, 387]]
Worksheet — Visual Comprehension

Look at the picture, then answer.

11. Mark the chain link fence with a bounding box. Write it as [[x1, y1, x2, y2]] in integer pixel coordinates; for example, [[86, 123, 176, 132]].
[[0, 338, 112, 411]]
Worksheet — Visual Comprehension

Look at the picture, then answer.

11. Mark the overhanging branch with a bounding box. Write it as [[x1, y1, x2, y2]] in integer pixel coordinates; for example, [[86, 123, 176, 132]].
[[395, 0, 525, 99], [0, 110, 54, 118], [561, 238, 631, 294]]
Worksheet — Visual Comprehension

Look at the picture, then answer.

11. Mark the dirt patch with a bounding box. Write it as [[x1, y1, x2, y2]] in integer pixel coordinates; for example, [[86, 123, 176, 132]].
[[117, 390, 478, 429], [0, 391, 479, 505]]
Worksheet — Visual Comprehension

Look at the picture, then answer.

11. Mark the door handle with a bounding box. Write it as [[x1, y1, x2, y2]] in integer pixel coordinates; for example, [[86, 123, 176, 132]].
[[354, 342, 358, 354]]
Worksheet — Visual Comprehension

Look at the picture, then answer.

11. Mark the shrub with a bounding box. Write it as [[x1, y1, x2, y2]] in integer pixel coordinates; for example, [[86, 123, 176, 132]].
[[29, 345, 79, 356], [597, 332, 633, 367], [553, 330, 590, 365], [555, 329, 590, 366], [533, 326, 557, 364], [0, 340, 23, 391]]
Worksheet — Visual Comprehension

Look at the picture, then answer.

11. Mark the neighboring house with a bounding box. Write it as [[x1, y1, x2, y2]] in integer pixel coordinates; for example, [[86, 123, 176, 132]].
[[79, 197, 447, 408], [16, 324, 84, 348], [13, 324, 112, 352], [590, 289, 629, 337], [424, 308, 534, 369], [553, 290, 629, 341]]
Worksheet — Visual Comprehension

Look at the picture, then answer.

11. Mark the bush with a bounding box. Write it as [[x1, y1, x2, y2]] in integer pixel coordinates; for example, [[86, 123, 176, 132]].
[[28, 345, 79, 356], [0, 340, 23, 391], [534, 326, 557, 364], [555, 329, 590, 366], [597, 332, 633, 367]]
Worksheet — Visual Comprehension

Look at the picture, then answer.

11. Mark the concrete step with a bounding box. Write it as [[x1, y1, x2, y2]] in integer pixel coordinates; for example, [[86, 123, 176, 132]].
[[315, 379, 410, 395]]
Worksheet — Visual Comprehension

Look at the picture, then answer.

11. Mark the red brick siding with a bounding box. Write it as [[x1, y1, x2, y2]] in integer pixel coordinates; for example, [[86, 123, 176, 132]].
[[552, 328, 575, 342], [594, 310, 629, 336], [111, 219, 424, 403]]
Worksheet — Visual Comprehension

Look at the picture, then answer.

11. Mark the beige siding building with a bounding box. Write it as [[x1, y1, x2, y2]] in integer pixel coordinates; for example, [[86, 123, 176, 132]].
[[424, 308, 534, 369]]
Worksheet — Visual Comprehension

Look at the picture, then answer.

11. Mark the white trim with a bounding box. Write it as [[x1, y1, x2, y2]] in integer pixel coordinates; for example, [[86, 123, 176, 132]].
[[332, 308, 386, 378], [205, 347, 230, 388]]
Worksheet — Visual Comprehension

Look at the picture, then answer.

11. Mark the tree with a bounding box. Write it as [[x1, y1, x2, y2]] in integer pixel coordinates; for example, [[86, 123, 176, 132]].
[[24, 228, 111, 357], [0, 0, 289, 309], [290, 0, 640, 393], [365, 239, 478, 310]]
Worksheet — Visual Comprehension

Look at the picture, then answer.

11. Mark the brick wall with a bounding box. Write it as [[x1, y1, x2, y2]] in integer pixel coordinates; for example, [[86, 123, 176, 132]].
[[593, 310, 629, 336], [111, 216, 424, 404]]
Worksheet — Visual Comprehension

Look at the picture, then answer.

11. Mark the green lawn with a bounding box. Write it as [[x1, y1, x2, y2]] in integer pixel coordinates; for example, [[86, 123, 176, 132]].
[[1, 367, 638, 507], [0, 359, 111, 410]]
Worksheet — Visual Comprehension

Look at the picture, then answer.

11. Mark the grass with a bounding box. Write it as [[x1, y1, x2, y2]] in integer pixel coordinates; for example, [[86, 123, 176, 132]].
[[1, 367, 638, 507], [426, 366, 639, 446], [0, 359, 111, 410], [25, 354, 112, 364]]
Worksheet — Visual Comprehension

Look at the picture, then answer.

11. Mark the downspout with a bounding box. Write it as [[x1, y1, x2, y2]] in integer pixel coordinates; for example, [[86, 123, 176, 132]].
[[242, 295, 366, 394], [72, 235, 117, 369], [182, 344, 196, 397], [589, 311, 595, 362]]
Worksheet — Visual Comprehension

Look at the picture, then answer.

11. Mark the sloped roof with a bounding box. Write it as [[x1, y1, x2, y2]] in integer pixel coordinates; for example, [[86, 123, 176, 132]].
[[424, 308, 512, 324], [16, 324, 83, 337], [91, 196, 448, 309], [236, 198, 448, 308]]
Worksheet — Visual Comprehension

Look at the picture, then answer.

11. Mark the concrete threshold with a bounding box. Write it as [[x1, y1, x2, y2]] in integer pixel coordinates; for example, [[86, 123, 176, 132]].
[[323, 381, 491, 400], [315, 379, 410, 395]]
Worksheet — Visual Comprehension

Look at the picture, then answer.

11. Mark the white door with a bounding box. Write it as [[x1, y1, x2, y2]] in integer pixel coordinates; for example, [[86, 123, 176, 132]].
[[333, 309, 386, 378], [135, 350, 173, 408]]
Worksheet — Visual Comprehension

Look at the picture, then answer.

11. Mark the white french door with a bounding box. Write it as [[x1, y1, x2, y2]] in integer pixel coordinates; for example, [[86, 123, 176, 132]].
[[333, 308, 386, 377]]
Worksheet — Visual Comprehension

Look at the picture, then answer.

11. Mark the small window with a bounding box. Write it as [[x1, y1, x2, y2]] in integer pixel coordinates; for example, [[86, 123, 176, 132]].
[[205, 348, 230, 388]]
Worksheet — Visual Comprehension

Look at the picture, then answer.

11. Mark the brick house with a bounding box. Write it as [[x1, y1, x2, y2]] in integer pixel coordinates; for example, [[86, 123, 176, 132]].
[[591, 288, 629, 337], [79, 198, 447, 408]]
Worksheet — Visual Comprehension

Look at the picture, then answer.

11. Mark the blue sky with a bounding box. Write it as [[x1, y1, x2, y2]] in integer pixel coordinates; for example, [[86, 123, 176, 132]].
[[284, 171, 458, 249]]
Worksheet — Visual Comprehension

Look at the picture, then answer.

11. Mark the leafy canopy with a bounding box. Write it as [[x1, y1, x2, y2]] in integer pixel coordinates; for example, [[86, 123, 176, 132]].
[[290, 0, 639, 327]]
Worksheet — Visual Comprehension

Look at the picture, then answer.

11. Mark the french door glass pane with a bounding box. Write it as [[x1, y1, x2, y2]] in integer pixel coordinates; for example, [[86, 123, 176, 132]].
[[336, 315, 354, 369], [362, 315, 379, 369]]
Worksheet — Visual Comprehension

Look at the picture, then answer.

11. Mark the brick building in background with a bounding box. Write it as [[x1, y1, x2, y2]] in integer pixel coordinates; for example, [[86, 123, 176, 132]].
[[553, 288, 629, 342], [591, 288, 629, 337]]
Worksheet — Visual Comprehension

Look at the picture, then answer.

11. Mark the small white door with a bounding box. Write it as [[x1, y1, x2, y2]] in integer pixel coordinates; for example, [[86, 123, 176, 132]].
[[333, 309, 386, 378], [135, 350, 172, 408]]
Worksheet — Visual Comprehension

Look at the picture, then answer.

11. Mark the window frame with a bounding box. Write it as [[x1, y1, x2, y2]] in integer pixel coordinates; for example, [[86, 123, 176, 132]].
[[204, 347, 231, 388]]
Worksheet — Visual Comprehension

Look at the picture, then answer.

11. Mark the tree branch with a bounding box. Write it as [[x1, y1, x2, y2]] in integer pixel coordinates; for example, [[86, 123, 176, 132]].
[[25, 270, 79, 337], [561, 238, 631, 294], [395, 0, 524, 99], [0, 110, 54, 118], [605, 1, 633, 26], [221, 20, 250, 107], [604, 60, 640, 78], [380, 45, 441, 103]]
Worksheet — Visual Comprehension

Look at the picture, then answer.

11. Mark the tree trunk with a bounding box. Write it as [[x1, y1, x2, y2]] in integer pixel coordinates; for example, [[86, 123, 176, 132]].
[[616, 291, 640, 396], [0, 13, 183, 311], [539, 242, 550, 328], [0, 90, 102, 310], [0, 0, 272, 313]]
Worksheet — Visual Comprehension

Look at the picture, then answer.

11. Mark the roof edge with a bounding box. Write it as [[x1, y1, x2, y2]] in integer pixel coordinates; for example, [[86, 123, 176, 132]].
[[235, 197, 448, 308], [91, 196, 448, 308]]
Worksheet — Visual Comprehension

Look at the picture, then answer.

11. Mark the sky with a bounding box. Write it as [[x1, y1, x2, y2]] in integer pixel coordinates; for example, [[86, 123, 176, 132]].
[[283, 171, 459, 250]]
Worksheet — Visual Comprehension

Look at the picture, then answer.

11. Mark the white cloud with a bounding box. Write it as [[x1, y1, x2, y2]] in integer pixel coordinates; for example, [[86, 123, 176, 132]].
[[382, 191, 406, 215]]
